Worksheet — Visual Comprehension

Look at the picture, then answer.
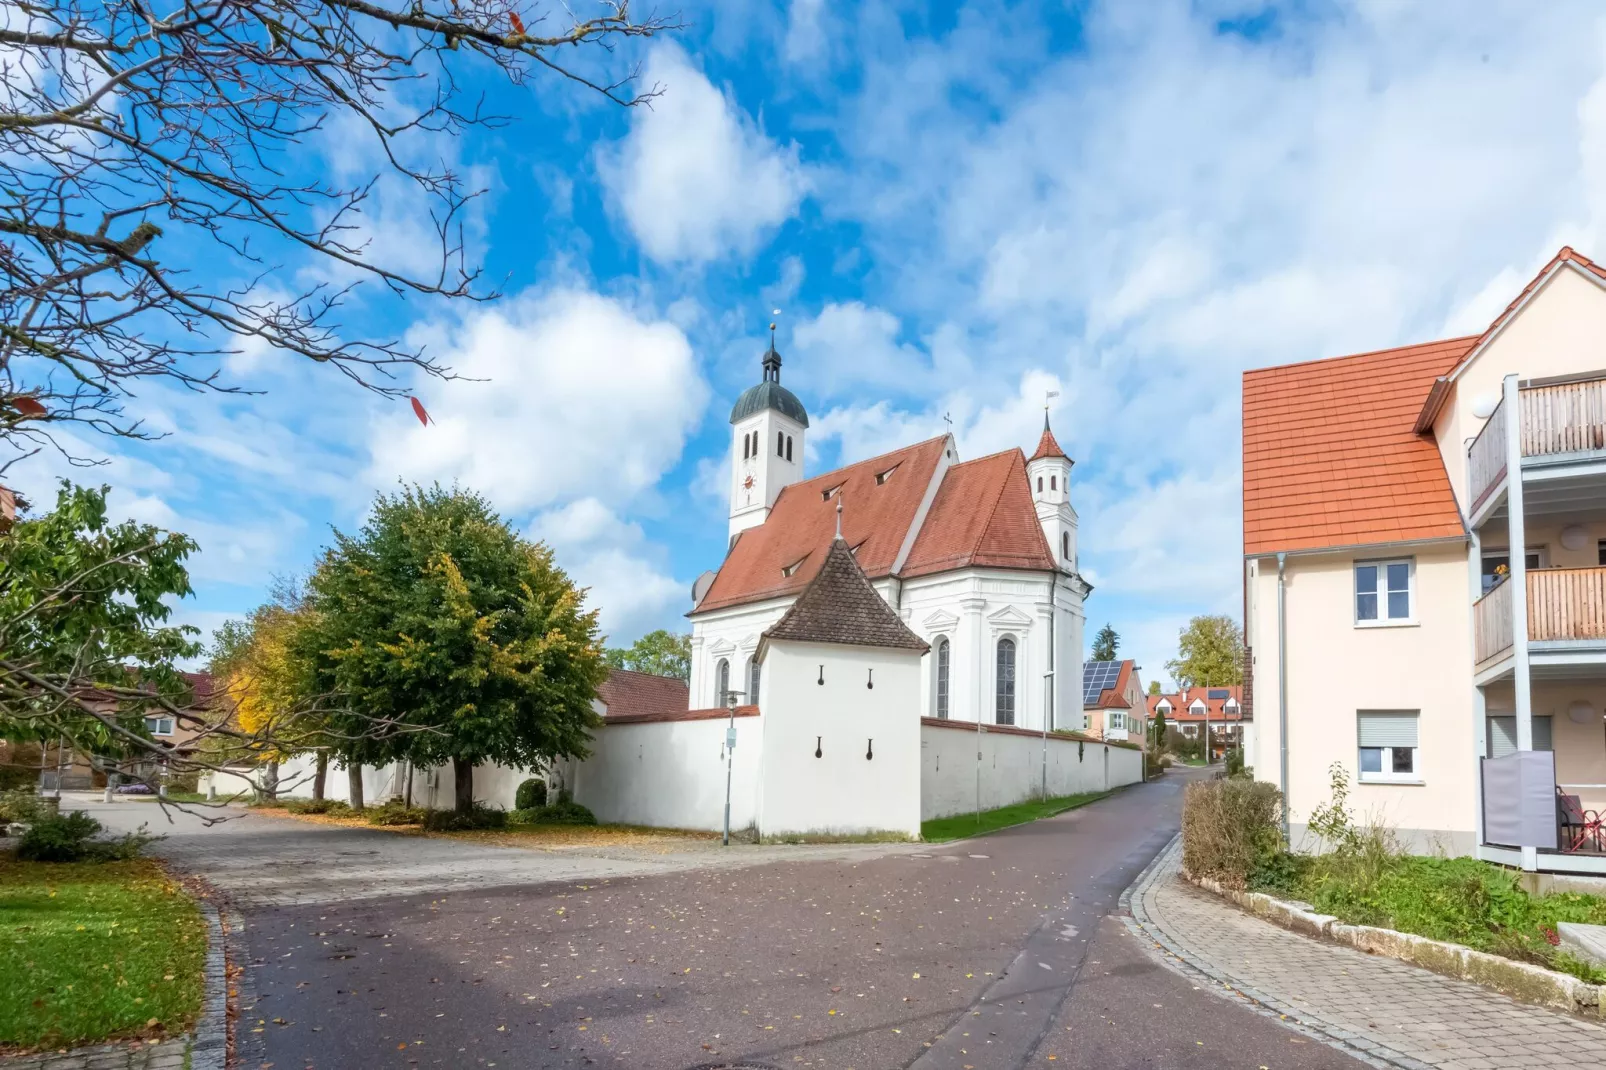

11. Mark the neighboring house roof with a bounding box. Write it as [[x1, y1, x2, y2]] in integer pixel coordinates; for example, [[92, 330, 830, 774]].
[[1415, 246, 1606, 430], [696, 437, 950, 613], [597, 668, 690, 721], [762, 537, 930, 653], [900, 450, 1057, 579], [1242, 336, 1474, 556], [1148, 686, 1244, 722], [1082, 659, 1135, 709], [1029, 419, 1068, 462]]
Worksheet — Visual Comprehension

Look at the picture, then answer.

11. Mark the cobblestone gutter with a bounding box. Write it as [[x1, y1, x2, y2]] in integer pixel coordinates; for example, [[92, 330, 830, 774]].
[[1182, 864, 1606, 1019]]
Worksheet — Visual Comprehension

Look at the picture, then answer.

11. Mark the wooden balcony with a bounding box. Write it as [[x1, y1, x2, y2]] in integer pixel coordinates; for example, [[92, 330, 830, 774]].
[[1467, 375, 1606, 511], [1476, 566, 1606, 666]]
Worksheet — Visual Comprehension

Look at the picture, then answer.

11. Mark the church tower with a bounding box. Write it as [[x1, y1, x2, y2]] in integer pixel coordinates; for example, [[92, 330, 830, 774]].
[[1027, 414, 1077, 572], [729, 327, 808, 540]]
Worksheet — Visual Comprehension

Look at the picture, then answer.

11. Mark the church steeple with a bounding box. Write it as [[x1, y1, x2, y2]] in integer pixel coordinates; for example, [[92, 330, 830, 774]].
[[1027, 413, 1076, 572], [729, 328, 809, 540]]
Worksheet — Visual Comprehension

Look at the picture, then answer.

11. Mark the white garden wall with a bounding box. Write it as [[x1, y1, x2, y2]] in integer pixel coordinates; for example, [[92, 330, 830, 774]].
[[920, 720, 1142, 820], [561, 714, 762, 832], [758, 641, 923, 838]]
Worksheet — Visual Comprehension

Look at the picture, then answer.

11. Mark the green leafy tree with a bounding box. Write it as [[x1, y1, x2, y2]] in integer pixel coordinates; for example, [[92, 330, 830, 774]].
[[0, 482, 200, 767], [1165, 615, 1245, 688], [1152, 708, 1168, 750], [1090, 623, 1120, 662], [604, 629, 691, 681], [1148, 679, 1161, 696], [299, 485, 607, 813]]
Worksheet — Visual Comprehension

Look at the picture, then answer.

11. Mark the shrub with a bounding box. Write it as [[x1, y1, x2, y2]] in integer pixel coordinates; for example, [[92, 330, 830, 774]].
[[510, 800, 597, 826], [15, 811, 157, 862], [1223, 748, 1247, 779], [285, 798, 353, 816], [366, 800, 427, 826], [0, 788, 52, 829], [514, 778, 547, 810], [421, 802, 508, 831], [1181, 778, 1283, 888]]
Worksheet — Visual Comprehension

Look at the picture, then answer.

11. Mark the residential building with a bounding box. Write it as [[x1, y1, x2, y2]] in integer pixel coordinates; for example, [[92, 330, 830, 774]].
[[1082, 659, 1147, 746], [1244, 245, 1606, 875], [1148, 686, 1246, 759]]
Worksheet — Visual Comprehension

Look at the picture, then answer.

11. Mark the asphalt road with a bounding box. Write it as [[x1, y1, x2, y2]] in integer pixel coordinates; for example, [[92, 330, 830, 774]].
[[234, 772, 1365, 1070]]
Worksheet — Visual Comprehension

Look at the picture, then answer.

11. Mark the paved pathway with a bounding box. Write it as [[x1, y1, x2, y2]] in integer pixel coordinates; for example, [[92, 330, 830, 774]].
[[1128, 836, 1606, 1070]]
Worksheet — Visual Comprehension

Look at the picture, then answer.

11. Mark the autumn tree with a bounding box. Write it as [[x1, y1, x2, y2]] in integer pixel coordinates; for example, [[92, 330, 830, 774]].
[[0, 2, 674, 466], [605, 629, 691, 681], [1090, 623, 1119, 662], [299, 485, 606, 813], [1165, 615, 1245, 689]]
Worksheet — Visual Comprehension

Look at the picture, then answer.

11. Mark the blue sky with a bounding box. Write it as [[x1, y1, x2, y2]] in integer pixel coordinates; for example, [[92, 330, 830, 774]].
[[11, 0, 1606, 687]]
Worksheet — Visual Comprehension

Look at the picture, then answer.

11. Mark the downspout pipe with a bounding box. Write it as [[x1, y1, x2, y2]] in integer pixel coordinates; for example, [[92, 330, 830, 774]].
[[1277, 552, 1290, 844], [1042, 572, 1056, 799]]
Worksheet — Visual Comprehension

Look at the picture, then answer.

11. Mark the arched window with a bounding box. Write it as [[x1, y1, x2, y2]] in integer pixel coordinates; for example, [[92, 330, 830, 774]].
[[995, 637, 1016, 725], [742, 433, 750, 460], [935, 637, 951, 719], [748, 658, 761, 706], [1050, 475, 1057, 490], [1062, 532, 1070, 560], [778, 431, 785, 457], [716, 658, 731, 706], [1037, 476, 1043, 492], [786, 435, 793, 462]]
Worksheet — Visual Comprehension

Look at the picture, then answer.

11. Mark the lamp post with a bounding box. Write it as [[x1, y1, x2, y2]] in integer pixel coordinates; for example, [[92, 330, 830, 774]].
[[723, 688, 743, 847]]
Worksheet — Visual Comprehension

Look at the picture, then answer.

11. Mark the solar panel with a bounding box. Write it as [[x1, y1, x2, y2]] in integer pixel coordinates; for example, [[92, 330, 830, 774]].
[[1082, 660, 1121, 706], [1207, 688, 1231, 700]]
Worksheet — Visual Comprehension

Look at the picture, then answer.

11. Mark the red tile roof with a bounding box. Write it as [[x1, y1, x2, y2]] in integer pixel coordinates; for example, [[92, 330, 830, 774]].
[[763, 538, 929, 652], [1242, 337, 1474, 556], [696, 439, 1057, 613], [597, 669, 690, 721], [1085, 659, 1135, 709], [696, 437, 950, 613], [1029, 420, 1068, 462], [901, 450, 1056, 579], [1148, 686, 1244, 722]]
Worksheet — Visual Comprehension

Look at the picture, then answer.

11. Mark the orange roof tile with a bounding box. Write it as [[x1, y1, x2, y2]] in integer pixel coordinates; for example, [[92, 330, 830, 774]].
[[900, 450, 1056, 579], [696, 437, 951, 613], [1242, 336, 1475, 556], [1029, 419, 1068, 462], [1148, 686, 1244, 722], [597, 669, 689, 720]]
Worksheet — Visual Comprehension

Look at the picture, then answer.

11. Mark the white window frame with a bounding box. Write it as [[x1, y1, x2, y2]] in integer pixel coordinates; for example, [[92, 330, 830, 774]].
[[1357, 711, 1421, 784], [145, 716, 174, 737], [1354, 557, 1415, 627]]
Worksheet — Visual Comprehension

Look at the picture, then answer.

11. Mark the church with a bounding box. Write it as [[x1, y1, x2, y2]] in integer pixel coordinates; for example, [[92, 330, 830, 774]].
[[553, 336, 1136, 838]]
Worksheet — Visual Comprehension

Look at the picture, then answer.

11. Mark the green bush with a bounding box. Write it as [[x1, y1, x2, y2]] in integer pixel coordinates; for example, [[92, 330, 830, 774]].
[[1180, 778, 1283, 888], [421, 802, 508, 831], [0, 788, 51, 829], [509, 800, 597, 826], [1223, 748, 1247, 779], [284, 798, 353, 816], [366, 800, 427, 826], [16, 811, 155, 862], [514, 778, 547, 810]]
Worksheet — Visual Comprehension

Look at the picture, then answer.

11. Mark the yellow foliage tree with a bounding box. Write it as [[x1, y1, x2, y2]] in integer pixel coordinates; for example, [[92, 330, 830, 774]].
[[210, 602, 321, 799]]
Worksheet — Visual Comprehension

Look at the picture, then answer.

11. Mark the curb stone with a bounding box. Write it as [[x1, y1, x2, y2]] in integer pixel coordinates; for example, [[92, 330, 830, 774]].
[[1122, 834, 1429, 1070]]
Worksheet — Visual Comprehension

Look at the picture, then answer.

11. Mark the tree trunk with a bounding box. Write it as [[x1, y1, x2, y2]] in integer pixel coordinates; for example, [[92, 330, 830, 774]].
[[347, 764, 365, 810], [264, 760, 279, 801], [313, 751, 329, 801], [453, 756, 473, 814]]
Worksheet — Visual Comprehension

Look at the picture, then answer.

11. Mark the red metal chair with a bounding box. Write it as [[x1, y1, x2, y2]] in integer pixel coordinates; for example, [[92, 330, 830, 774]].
[[1579, 808, 1605, 854]]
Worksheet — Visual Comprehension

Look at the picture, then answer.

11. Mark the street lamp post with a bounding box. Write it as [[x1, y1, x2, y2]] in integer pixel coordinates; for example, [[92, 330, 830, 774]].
[[723, 688, 743, 846]]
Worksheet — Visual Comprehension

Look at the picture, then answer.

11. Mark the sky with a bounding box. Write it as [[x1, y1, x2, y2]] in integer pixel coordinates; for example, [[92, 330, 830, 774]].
[[11, 0, 1606, 688]]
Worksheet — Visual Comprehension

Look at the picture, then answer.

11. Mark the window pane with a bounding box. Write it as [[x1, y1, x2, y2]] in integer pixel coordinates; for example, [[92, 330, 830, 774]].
[[1357, 592, 1378, 620], [1355, 565, 1378, 620], [1391, 748, 1414, 774], [1386, 563, 1409, 619], [1359, 747, 1382, 773], [1387, 590, 1409, 619], [936, 638, 950, 719]]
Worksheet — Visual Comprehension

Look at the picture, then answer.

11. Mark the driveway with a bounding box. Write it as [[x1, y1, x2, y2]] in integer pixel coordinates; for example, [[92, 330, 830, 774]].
[[73, 794, 922, 908], [223, 771, 1366, 1070]]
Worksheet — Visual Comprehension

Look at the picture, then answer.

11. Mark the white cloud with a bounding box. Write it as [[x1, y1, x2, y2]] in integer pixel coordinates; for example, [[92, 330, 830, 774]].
[[368, 286, 708, 516], [600, 44, 808, 264], [790, 301, 929, 398], [531, 498, 685, 643]]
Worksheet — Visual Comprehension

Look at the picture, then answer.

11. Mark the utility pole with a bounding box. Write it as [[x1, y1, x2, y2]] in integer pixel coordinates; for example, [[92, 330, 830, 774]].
[[723, 688, 743, 846]]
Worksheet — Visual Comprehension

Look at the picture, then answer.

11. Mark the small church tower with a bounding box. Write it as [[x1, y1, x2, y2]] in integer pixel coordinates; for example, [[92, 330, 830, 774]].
[[729, 326, 809, 540], [1027, 413, 1077, 572]]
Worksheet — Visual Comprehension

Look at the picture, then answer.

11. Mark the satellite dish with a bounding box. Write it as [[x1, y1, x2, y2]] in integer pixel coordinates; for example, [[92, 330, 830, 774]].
[[691, 570, 717, 606], [1471, 392, 1500, 420]]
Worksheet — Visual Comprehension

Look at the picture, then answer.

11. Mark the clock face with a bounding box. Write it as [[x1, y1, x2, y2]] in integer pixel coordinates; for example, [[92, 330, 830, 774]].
[[742, 475, 755, 489]]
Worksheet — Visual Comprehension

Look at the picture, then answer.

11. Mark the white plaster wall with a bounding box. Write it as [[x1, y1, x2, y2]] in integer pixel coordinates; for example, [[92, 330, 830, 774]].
[[1433, 265, 1606, 507], [561, 716, 761, 831], [690, 596, 792, 710], [758, 641, 922, 837], [1248, 543, 1478, 850], [920, 723, 1142, 820], [730, 408, 807, 537]]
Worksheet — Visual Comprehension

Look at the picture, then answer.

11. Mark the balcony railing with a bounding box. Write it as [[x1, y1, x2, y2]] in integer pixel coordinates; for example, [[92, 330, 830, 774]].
[[1475, 566, 1606, 665], [1468, 376, 1606, 510]]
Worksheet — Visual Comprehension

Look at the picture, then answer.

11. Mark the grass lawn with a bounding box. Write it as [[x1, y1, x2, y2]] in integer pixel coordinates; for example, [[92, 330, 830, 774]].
[[0, 859, 207, 1051], [921, 790, 1111, 843]]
